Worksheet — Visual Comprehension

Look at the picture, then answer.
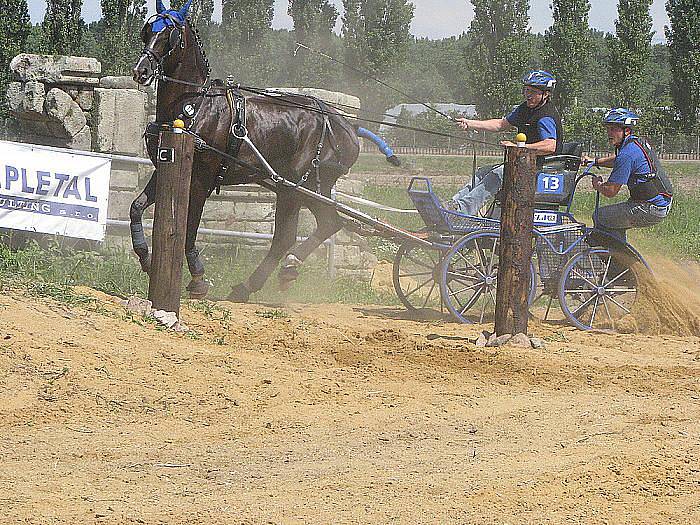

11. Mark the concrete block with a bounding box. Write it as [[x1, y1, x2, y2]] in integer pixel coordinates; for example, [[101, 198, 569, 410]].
[[234, 202, 275, 221], [107, 190, 138, 220], [93, 88, 147, 155], [10, 54, 100, 83], [109, 167, 140, 190]]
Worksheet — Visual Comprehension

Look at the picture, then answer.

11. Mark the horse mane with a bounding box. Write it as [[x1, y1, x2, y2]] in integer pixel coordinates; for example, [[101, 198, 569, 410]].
[[186, 18, 211, 81]]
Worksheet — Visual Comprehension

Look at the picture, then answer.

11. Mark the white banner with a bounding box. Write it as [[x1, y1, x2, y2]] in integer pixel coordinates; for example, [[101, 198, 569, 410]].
[[0, 141, 111, 241]]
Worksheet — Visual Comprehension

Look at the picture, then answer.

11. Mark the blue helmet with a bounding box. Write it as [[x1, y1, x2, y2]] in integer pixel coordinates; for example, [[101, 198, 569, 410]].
[[603, 108, 640, 127], [522, 70, 556, 91]]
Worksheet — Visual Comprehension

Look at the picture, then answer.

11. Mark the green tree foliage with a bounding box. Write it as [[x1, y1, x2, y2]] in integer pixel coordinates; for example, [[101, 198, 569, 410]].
[[218, 0, 275, 84], [288, 0, 339, 85], [0, 0, 31, 122], [341, 0, 414, 123], [42, 0, 84, 55], [606, 0, 653, 109], [466, 0, 532, 118], [97, 0, 147, 76], [665, 0, 700, 131], [544, 0, 591, 112]]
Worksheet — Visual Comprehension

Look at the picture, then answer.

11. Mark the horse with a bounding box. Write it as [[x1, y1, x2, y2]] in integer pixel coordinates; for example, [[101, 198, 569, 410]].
[[131, 0, 397, 302]]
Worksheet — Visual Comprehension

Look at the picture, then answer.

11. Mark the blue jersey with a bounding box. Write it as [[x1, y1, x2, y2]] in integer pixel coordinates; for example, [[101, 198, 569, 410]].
[[608, 136, 671, 206]]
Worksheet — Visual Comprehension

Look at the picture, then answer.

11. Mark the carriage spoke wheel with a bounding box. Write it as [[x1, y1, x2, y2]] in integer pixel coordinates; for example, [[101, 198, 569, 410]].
[[439, 231, 536, 324], [558, 248, 638, 331], [393, 242, 445, 313]]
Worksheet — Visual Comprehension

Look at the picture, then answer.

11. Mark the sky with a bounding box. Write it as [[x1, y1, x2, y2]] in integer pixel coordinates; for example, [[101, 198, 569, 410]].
[[27, 0, 672, 42]]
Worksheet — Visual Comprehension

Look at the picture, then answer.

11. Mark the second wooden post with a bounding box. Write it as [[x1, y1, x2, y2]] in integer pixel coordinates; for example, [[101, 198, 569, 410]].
[[495, 143, 537, 336], [148, 122, 194, 317]]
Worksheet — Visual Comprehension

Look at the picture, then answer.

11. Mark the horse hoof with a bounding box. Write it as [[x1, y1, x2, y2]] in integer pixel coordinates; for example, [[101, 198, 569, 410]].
[[227, 283, 250, 303], [186, 276, 210, 299], [278, 267, 299, 292], [139, 256, 151, 274]]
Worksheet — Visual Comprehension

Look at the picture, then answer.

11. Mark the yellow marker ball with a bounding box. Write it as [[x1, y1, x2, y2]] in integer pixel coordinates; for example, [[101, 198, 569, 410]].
[[173, 119, 186, 129], [515, 133, 527, 143]]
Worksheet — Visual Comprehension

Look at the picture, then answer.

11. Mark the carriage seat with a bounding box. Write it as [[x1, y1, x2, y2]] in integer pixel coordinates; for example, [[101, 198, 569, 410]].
[[534, 142, 583, 209]]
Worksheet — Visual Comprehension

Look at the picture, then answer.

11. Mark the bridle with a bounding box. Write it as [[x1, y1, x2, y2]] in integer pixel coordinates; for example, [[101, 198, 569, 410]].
[[137, 13, 208, 89]]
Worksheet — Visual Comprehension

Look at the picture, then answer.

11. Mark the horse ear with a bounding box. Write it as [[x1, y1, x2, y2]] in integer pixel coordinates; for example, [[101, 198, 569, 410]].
[[179, 0, 193, 18], [156, 0, 166, 13]]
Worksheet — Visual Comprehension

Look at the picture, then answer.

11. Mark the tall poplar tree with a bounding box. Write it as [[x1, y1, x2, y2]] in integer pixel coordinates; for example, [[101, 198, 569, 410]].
[[288, 0, 339, 85], [219, 0, 274, 82], [0, 0, 31, 122], [606, 0, 653, 108], [42, 0, 84, 55], [341, 0, 414, 109], [544, 0, 591, 112], [666, 0, 700, 131], [466, 0, 531, 118], [98, 0, 148, 76]]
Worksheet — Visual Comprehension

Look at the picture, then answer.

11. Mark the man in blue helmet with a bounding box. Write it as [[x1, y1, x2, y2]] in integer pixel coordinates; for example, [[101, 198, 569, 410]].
[[449, 70, 563, 215], [584, 108, 673, 244]]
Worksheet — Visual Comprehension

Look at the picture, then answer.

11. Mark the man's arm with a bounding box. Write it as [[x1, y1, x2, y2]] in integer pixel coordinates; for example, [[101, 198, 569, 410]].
[[592, 176, 622, 197], [526, 138, 557, 155], [456, 117, 513, 133], [583, 154, 616, 168]]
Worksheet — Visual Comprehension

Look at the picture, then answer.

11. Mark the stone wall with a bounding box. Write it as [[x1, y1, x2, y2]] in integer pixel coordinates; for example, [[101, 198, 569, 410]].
[[5, 54, 377, 278]]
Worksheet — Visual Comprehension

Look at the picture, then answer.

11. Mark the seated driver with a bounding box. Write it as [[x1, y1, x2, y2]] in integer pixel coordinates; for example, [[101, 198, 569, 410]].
[[451, 70, 563, 215], [584, 108, 673, 244]]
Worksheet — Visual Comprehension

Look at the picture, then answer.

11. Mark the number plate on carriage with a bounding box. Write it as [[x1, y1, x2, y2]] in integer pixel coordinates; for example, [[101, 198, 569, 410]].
[[534, 212, 559, 225], [537, 173, 564, 194]]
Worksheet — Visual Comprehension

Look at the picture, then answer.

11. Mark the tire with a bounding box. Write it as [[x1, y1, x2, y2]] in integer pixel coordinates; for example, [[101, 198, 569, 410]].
[[392, 242, 444, 312], [439, 231, 536, 324], [558, 248, 639, 331]]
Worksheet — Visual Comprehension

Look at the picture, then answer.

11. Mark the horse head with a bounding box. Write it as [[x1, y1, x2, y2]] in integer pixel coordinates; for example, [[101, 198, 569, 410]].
[[132, 0, 193, 85]]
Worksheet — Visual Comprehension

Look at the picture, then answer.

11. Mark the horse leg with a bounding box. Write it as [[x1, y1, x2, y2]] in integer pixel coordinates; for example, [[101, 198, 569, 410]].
[[184, 178, 212, 299], [278, 198, 343, 290], [129, 172, 157, 273], [228, 190, 301, 303]]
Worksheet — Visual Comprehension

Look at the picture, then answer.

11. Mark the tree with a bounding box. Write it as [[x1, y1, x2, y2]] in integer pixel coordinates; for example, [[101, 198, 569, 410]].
[[606, 0, 653, 109], [0, 0, 31, 124], [42, 0, 84, 55], [543, 0, 591, 112], [466, 0, 532, 118], [218, 0, 274, 83], [665, 0, 700, 131], [97, 0, 148, 76], [341, 0, 414, 120], [288, 0, 339, 85]]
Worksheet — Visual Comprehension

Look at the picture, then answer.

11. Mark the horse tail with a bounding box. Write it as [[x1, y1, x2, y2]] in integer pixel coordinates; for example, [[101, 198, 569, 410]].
[[356, 127, 401, 167]]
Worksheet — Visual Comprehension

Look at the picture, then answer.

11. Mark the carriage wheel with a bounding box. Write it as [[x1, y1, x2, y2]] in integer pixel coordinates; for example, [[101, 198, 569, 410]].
[[558, 248, 639, 331], [392, 242, 444, 312], [439, 231, 536, 324]]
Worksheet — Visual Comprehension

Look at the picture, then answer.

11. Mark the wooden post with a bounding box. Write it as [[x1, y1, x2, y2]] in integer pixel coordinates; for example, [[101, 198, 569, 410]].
[[148, 124, 194, 317], [494, 144, 537, 336]]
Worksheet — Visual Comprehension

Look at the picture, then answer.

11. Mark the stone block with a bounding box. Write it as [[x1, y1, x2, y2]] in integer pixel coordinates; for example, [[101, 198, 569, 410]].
[[108, 190, 138, 220], [100, 76, 140, 89], [7, 81, 46, 119], [66, 88, 94, 111], [66, 126, 92, 151], [234, 202, 275, 221], [93, 88, 147, 155], [44, 87, 86, 138], [203, 200, 235, 221], [242, 221, 274, 234], [10, 54, 100, 84], [109, 167, 140, 190]]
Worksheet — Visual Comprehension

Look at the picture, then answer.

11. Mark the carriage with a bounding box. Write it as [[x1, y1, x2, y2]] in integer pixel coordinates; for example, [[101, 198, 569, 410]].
[[390, 143, 648, 331]]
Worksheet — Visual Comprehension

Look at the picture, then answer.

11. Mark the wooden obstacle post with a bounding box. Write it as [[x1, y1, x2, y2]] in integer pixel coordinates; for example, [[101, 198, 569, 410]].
[[494, 142, 537, 336], [148, 121, 194, 317]]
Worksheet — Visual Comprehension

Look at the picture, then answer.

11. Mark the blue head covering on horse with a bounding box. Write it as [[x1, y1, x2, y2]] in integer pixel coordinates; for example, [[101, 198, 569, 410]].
[[152, 0, 193, 32]]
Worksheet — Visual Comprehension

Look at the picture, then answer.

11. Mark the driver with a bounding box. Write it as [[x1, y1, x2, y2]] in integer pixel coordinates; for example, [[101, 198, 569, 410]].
[[584, 108, 673, 244], [450, 70, 563, 215]]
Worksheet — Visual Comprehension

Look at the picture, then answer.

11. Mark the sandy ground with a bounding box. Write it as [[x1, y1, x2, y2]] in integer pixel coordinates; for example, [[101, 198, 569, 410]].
[[1, 276, 699, 525]]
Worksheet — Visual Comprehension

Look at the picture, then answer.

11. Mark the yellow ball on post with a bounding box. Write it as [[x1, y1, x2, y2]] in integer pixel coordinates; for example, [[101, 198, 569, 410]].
[[515, 133, 527, 146], [172, 119, 185, 133]]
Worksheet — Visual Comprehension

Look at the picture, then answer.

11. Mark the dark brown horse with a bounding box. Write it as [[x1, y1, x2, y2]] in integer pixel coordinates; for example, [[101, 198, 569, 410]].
[[131, 1, 379, 302]]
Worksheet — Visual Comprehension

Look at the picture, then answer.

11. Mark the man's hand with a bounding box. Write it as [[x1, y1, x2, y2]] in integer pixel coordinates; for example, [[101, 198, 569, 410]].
[[582, 155, 596, 166], [499, 140, 517, 147], [456, 117, 470, 131], [591, 175, 604, 191]]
